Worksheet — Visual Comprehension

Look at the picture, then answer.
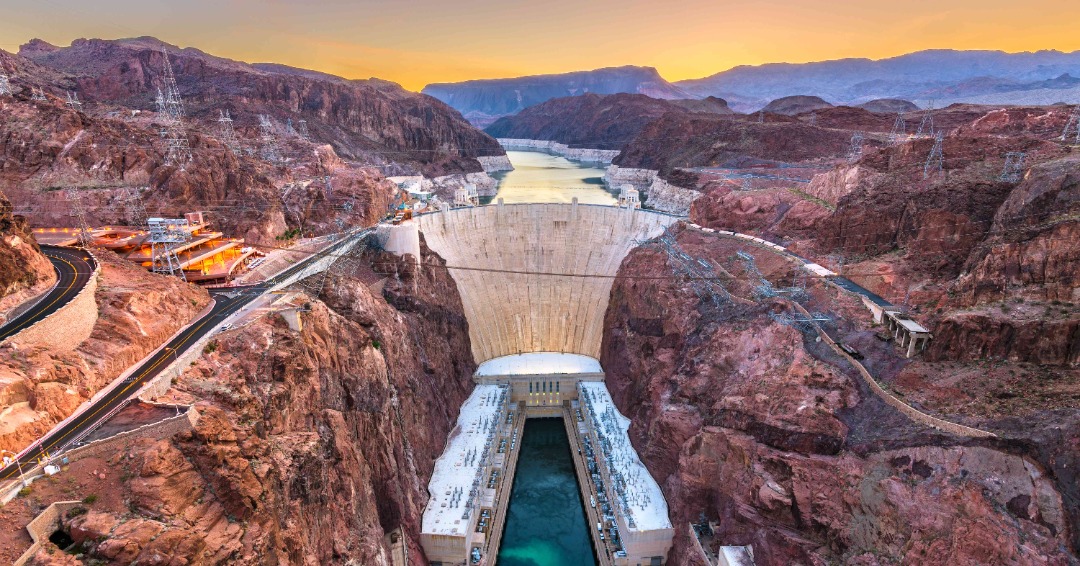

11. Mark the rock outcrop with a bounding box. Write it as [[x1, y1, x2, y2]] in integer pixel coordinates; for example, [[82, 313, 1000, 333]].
[[760, 95, 834, 115], [0, 191, 55, 322], [29, 240, 477, 564], [601, 227, 1078, 564]]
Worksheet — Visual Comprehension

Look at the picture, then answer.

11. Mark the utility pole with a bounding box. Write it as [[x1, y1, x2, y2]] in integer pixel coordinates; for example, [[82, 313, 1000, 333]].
[[915, 100, 936, 138], [158, 49, 192, 168], [65, 91, 83, 111], [217, 110, 240, 155], [999, 152, 1026, 183], [924, 132, 944, 179], [64, 188, 94, 247]]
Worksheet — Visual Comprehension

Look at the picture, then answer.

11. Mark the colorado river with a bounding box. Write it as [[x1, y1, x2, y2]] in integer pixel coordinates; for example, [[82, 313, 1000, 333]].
[[489, 151, 617, 205], [497, 419, 597, 566]]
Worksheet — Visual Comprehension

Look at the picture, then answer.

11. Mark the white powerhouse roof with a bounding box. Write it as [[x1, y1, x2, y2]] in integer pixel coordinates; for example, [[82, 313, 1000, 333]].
[[579, 382, 672, 532], [475, 352, 602, 376], [422, 385, 506, 536]]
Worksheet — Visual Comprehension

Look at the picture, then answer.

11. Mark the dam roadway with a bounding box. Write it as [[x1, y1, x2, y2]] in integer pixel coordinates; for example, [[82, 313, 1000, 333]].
[[0, 231, 366, 482]]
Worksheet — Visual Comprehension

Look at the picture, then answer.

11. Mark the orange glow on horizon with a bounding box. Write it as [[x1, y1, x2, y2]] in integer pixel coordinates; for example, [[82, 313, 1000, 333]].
[[1, 1, 1079, 91]]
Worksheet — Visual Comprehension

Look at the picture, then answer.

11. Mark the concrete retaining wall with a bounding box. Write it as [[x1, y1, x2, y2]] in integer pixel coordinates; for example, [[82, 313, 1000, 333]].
[[416, 203, 679, 363], [62, 405, 199, 462], [5, 255, 99, 352], [497, 138, 620, 163], [14, 500, 81, 566]]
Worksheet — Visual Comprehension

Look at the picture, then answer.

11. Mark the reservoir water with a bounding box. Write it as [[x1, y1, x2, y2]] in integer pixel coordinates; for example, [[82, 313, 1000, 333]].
[[497, 419, 597, 566], [490, 151, 617, 205]]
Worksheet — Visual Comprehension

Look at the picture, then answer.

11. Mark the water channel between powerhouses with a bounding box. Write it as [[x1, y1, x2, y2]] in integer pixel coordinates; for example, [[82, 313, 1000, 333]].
[[488, 150, 617, 205], [497, 418, 598, 566]]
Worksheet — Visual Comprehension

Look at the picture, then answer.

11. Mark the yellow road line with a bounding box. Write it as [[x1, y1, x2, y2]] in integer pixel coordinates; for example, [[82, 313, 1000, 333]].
[[0, 255, 80, 340]]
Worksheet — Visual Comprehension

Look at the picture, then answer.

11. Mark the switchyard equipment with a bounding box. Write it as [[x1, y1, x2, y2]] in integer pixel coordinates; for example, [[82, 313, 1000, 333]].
[[999, 152, 1026, 183], [638, 231, 732, 308], [148, 217, 192, 281]]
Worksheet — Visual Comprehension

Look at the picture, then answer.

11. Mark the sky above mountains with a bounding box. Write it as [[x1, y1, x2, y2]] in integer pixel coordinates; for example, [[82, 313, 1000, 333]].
[[2, 0, 1080, 91]]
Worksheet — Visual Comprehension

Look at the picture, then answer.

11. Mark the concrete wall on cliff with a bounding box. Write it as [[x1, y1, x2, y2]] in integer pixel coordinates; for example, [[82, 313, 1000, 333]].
[[417, 203, 678, 363]]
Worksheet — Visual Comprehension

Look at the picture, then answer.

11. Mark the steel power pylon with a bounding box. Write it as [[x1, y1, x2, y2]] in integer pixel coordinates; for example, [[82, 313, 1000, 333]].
[[890, 113, 907, 145], [64, 188, 94, 247], [0, 74, 11, 96], [148, 217, 191, 281], [999, 152, 1026, 183], [123, 186, 150, 228], [848, 132, 865, 162], [31, 87, 46, 102], [217, 110, 240, 155], [65, 91, 83, 111], [1062, 106, 1080, 144], [258, 115, 283, 164], [158, 49, 192, 168], [297, 119, 309, 138], [915, 101, 935, 138], [924, 132, 944, 179]]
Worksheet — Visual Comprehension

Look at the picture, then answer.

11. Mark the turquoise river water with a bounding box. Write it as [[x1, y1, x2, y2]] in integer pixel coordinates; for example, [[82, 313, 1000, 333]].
[[496, 419, 597, 566]]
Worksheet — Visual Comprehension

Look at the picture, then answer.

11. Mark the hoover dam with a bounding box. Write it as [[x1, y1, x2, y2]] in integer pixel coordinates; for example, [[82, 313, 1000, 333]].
[[410, 201, 680, 565]]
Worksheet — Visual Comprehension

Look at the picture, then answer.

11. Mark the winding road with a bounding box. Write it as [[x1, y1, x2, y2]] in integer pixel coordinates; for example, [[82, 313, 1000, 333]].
[[0, 245, 96, 343], [0, 230, 366, 482]]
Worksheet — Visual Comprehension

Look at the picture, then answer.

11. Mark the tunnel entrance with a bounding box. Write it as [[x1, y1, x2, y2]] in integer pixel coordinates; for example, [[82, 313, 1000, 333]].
[[49, 528, 75, 550], [497, 418, 597, 566]]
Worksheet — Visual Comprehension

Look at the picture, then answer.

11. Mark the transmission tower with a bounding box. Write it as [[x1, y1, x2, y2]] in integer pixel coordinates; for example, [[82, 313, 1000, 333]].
[[157, 49, 192, 168], [1061, 106, 1080, 144], [848, 132, 865, 162], [258, 114, 282, 164], [807, 112, 818, 126], [889, 113, 907, 145], [148, 218, 190, 281], [757, 110, 764, 124], [923, 132, 944, 179], [915, 101, 935, 138], [286, 118, 295, 135], [65, 91, 83, 111], [297, 119, 309, 138], [31, 88, 46, 102], [999, 152, 1026, 183], [64, 188, 94, 247], [217, 110, 240, 155], [0, 74, 10, 96], [123, 186, 150, 227]]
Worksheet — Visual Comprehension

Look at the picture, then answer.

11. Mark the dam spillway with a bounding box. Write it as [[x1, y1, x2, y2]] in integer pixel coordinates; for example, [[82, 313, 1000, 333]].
[[415, 203, 679, 363]]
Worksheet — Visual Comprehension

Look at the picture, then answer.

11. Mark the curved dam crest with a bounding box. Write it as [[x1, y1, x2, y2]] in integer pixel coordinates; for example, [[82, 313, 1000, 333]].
[[416, 203, 679, 363]]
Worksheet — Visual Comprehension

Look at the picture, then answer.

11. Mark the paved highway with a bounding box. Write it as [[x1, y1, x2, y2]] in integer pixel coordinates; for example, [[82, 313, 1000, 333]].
[[0, 245, 96, 342], [0, 230, 364, 482]]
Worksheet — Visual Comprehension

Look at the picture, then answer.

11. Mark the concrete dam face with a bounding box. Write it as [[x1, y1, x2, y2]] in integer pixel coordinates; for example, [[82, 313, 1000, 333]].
[[416, 203, 678, 363]]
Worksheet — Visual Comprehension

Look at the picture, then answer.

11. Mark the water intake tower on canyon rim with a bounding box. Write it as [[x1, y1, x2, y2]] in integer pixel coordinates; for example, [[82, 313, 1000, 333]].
[[384, 201, 679, 566]]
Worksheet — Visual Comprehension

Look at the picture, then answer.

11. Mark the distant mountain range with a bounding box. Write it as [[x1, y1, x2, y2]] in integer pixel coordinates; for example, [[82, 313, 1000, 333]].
[[422, 66, 693, 127], [425, 50, 1080, 120]]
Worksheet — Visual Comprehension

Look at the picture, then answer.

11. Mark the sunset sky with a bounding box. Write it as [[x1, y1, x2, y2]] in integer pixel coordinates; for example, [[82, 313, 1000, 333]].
[[3, 0, 1080, 91]]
